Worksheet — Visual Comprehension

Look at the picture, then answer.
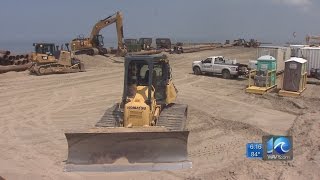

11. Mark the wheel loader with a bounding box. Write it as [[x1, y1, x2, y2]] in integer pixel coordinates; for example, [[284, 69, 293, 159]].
[[29, 43, 85, 75], [65, 54, 191, 172]]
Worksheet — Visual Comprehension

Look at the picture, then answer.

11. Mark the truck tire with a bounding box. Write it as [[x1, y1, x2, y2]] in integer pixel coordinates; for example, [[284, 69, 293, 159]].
[[222, 69, 231, 79], [193, 67, 202, 75]]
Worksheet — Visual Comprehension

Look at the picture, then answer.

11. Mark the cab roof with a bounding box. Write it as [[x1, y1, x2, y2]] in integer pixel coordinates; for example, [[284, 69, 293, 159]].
[[125, 54, 167, 62], [33, 43, 55, 46]]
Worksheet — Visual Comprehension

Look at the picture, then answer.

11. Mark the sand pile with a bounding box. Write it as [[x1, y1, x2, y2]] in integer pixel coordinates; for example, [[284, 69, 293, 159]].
[[75, 54, 124, 69]]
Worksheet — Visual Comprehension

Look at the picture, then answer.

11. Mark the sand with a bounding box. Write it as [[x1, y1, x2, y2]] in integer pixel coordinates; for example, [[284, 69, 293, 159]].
[[0, 47, 319, 180]]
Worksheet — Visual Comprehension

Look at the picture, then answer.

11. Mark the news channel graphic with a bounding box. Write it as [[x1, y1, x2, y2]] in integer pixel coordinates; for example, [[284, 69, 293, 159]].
[[263, 136, 293, 160], [246, 143, 263, 159], [246, 136, 293, 160]]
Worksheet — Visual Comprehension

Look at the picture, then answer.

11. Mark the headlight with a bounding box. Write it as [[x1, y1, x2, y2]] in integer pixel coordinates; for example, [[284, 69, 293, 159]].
[[42, 56, 48, 60]]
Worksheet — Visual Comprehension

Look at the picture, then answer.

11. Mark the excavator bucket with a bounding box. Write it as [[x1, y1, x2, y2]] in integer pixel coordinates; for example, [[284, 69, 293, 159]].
[[65, 130, 191, 172]]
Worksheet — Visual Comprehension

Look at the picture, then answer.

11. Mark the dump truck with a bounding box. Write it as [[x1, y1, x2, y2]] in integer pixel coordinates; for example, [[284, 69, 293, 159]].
[[71, 11, 125, 56], [65, 54, 191, 172], [29, 43, 85, 75]]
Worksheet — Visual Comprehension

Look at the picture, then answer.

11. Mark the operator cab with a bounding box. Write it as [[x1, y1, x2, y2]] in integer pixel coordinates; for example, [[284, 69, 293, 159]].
[[123, 54, 171, 106], [33, 43, 56, 55], [93, 34, 104, 47]]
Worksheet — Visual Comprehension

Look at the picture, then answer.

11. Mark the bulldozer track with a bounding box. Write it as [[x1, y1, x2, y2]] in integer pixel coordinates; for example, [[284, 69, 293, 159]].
[[157, 103, 188, 131], [95, 103, 188, 131], [95, 103, 122, 127], [32, 63, 82, 76]]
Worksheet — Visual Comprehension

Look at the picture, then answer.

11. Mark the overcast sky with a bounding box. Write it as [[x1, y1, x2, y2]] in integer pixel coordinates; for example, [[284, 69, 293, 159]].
[[0, 0, 319, 45]]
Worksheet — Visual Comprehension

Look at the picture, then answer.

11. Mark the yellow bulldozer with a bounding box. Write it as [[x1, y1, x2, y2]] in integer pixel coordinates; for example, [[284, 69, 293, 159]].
[[71, 11, 126, 56], [29, 43, 85, 75], [65, 54, 191, 172]]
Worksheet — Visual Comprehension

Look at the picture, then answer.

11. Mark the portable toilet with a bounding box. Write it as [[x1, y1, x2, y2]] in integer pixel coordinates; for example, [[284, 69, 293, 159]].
[[257, 55, 277, 86], [279, 57, 307, 97], [246, 55, 277, 94]]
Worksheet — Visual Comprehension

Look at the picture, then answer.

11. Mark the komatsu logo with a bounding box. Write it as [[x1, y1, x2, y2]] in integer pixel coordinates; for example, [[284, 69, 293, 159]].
[[127, 106, 146, 110]]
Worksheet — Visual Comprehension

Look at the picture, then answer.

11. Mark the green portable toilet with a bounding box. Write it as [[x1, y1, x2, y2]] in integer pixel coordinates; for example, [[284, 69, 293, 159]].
[[257, 55, 277, 87]]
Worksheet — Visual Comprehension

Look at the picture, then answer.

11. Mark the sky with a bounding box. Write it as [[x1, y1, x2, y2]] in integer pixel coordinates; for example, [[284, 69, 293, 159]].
[[1, 0, 320, 51]]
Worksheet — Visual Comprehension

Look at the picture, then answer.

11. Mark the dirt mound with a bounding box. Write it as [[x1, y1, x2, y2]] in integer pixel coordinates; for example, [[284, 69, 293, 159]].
[[75, 54, 124, 69]]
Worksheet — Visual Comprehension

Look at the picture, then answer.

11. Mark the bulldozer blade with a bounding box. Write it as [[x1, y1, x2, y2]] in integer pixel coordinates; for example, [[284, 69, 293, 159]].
[[65, 130, 191, 172]]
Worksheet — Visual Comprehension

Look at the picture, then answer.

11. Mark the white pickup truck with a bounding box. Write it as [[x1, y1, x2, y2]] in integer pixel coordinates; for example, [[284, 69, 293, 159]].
[[192, 56, 248, 79]]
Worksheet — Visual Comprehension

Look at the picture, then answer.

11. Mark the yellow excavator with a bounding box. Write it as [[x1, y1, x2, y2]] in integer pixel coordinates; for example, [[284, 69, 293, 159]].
[[29, 43, 85, 75], [65, 54, 191, 172], [71, 11, 125, 56]]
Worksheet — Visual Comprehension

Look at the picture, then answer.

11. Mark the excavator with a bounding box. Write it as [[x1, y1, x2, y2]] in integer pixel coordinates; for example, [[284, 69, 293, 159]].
[[71, 11, 126, 56], [65, 54, 191, 172], [29, 43, 85, 75]]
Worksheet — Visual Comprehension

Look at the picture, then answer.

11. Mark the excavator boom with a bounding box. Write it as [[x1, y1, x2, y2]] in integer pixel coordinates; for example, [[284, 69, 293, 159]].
[[72, 11, 125, 55], [89, 11, 124, 55]]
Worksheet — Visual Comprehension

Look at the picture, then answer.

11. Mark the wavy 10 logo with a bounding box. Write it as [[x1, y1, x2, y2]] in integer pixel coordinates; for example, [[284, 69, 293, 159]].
[[263, 136, 293, 161]]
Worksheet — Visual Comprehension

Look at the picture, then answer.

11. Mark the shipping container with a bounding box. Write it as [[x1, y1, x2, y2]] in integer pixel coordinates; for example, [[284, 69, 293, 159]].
[[256, 46, 291, 71], [300, 47, 320, 75]]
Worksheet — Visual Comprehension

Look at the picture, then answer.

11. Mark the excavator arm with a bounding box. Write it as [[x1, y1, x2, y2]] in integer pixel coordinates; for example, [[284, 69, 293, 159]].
[[89, 11, 125, 54]]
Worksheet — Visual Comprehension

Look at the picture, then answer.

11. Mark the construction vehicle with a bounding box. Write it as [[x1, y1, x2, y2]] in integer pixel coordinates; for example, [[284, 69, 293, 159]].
[[29, 43, 85, 75], [245, 39, 261, 48], [171, 42, 184, 54], [192, 56, 248, 78], [124, 38, 141, 52], [233, 39, 246, 46], [306, 35, 320, 46], [156, 38, 172, 49], [233, 39, 261, 48], [139, 38, 153, 50], [65, 54, 191, 172], [71, 11, 125, 56]]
